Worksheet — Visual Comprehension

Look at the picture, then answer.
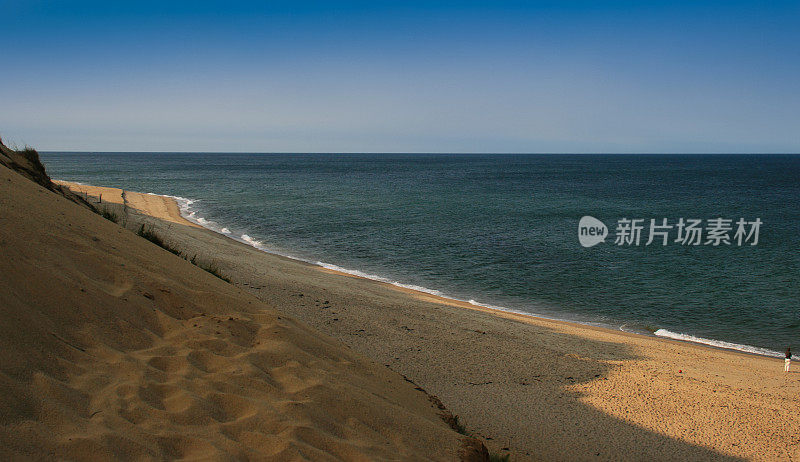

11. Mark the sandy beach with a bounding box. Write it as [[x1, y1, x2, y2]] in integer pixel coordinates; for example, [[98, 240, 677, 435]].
[[54, 180, 800, 461]]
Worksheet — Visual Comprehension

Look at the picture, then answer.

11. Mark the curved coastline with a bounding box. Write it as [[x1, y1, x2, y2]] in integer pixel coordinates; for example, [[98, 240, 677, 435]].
[[149, 187, 785, 359], [51, 178, 800, 461]]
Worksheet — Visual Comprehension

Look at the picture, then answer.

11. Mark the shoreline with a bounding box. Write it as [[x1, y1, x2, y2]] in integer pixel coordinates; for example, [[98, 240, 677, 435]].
[[57, 179, 799, 460], [61, 179, 785, 360]]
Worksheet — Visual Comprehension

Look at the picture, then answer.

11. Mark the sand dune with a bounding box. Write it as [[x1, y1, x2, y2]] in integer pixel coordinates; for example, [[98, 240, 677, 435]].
[[0, 150, 481, 460]]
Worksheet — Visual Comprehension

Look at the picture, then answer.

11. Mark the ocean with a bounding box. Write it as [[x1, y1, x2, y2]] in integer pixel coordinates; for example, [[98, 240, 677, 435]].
[[40, 152, 800, 356]]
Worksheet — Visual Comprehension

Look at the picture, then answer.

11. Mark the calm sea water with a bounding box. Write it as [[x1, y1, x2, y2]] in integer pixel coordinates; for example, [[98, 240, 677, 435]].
[[41, 153, 800, 356]]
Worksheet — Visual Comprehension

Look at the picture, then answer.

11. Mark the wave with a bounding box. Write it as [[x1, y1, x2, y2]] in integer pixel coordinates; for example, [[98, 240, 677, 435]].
[[144, 189, 783, 360], [151, 192, 238, 240], [240, 234, 267, 250], [654, 329, 783, 358], [314, 262, 444, 296]]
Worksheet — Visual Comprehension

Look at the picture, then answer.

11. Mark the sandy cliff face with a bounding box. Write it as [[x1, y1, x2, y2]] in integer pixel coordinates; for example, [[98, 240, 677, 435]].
[[0, 143, 95, 210], [0, 147, 481, 460]]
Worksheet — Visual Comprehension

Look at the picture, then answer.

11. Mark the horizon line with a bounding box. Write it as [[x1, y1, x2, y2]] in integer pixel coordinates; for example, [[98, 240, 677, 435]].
[[38, 150, 800, 155]]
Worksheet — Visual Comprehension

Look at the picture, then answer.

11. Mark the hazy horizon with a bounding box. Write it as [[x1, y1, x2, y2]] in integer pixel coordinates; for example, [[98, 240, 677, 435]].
[[36, 151, 800, 155], [3, 1, 799, 153]]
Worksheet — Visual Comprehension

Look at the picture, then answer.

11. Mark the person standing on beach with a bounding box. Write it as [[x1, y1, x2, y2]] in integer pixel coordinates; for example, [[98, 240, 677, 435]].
[[786, 348, 792, 372]]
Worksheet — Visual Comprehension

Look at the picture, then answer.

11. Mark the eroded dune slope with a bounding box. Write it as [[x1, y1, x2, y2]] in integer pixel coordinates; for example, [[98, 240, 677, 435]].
[[0, 154, 474, 460]]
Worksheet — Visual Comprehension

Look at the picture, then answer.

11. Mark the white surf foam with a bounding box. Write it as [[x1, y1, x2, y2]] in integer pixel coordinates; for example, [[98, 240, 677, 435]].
[[150, 192, 232, 236], [240, 234, 267, 250], [654, 329, 783, 357], [314, 261, 444, 296], [465, 298, 576, 324]]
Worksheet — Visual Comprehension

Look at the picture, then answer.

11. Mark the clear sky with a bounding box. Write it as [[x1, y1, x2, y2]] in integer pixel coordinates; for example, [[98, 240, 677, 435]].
[[2, 1, 798, 153]]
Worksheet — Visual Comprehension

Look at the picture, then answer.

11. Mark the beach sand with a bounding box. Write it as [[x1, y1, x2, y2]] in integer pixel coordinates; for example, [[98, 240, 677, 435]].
[[1, 156, 486, 460], [56, 181, 800, 461]]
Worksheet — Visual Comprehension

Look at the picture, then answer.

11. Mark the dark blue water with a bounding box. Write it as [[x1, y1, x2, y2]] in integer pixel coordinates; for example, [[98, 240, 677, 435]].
[[41, 153, 800, 355]]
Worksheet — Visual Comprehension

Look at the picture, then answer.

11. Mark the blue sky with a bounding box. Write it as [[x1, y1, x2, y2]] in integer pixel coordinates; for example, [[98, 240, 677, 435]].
[[1, 1, 798, 152]]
